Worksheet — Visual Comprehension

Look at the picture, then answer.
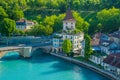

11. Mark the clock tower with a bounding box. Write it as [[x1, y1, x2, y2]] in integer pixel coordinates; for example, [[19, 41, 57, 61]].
[[63, 10, 76, 31]]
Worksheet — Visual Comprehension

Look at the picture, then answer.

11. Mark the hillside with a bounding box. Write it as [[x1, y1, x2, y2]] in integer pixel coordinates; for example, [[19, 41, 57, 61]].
[[0, 0, 120, 36]]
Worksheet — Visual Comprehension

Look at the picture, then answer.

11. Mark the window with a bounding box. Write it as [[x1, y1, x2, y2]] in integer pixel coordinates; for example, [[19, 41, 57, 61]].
[[66, 23, 67, 24], [71, 23, 73, 24], [71, 36, 72, 39]]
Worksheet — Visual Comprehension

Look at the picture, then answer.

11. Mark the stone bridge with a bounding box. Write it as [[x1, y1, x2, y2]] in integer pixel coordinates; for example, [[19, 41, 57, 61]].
[[0, 46, 32, 58], [0, 45, 52, 58]]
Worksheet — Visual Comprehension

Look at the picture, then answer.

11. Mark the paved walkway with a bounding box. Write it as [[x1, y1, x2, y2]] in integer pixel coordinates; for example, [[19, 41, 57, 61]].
[[51, 53, 119, 80]]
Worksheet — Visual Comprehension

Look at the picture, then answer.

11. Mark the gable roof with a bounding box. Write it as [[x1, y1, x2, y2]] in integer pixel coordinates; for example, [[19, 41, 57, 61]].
[[16, 19, 34, 25], [103, 53, 120, 68], [63, 10, 76, 21]]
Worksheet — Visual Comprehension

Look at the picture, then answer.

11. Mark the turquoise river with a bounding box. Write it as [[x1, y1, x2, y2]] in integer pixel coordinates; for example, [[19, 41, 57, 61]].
[[0, 49, 111, 80]]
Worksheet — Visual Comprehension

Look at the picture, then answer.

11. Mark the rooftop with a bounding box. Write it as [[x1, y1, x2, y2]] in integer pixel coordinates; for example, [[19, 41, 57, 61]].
[[90, 33, 108, 46], [100, 40, 114, 47], [63, 10, 76, 21], [109, 30, 120, 39], [103, 53, 120, 68], [16, 19, 35, 25]]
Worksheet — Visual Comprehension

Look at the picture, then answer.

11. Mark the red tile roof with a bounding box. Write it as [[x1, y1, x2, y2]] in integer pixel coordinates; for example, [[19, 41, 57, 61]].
[[91, 33, 102, 46], [91, 38, 100, 46], [103, 53, 120, 68], [63, 10, 76, 21]]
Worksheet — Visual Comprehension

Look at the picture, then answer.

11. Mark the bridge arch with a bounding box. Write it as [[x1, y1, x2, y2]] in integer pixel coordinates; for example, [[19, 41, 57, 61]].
[[0, 51, 21, 60], [31, 46, 52, 55], [31, 47, 44, 56]]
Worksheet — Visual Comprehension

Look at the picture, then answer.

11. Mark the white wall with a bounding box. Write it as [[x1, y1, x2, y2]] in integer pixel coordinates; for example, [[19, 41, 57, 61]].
[[89, 55, 101, 64], [63, 21, 76, 31]]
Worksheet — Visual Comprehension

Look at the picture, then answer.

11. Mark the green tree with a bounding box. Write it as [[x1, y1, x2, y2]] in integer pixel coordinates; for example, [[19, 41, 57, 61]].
[[36, 15, 42, 23], [43, 26, 53, 36], [28, 24, 44, 36], [0, 18, 16, 36], [18, 0, 27, 11], [0, 6, 8, 20], [97, 7, 120, 32], [53, 14, 65, 32], [62, 39, 72, 56], [73, 11, 90, 33], [97, 23, 103, 32], [13, 29, 25, 36], [10, 10, 24, 21], [84, 34, 92, 60]]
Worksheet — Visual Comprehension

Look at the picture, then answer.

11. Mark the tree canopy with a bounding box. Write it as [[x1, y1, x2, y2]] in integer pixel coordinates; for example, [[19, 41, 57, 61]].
[[62, 39, 72, 55], [84, 34, 92, 59], [0, 6, 8, 20], [0, 18, 16, 37], [0, 0, 120, 36], [97, 7, 120, 32]]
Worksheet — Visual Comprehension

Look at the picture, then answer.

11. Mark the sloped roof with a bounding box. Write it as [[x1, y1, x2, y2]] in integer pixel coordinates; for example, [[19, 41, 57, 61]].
[[16, 19, 34, 25], [103, 53, 120, 68], [63, 10, 76, 21], [100, 40, 114, 47], [91, 38, 100, 46], [109, 30, 120, 39], [91, 33, 109, 46]]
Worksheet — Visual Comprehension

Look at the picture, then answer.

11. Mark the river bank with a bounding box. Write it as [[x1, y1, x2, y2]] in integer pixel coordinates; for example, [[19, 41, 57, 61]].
[[50, 53, 119, 80]]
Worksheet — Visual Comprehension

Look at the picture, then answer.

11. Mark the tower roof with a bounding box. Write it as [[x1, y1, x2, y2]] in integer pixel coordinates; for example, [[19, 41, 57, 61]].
[[63, 10, 76, 21]]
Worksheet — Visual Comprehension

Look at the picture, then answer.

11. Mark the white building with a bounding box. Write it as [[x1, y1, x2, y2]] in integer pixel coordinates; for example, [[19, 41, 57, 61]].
[[16, 19, 35, 31], [52, 10, 85, 56]]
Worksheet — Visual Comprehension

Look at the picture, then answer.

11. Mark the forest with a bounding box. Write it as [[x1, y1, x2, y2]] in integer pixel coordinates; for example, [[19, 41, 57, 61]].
[[0, 0, 120, 36]]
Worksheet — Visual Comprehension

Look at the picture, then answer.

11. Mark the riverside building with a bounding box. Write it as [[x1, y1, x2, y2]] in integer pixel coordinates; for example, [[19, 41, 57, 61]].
[[52, 10, 85, 56]]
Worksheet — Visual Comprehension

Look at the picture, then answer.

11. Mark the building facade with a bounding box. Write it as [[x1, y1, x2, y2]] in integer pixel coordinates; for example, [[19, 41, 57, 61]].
[[52, 10, 85, 56], [16, 19, 35, 31]]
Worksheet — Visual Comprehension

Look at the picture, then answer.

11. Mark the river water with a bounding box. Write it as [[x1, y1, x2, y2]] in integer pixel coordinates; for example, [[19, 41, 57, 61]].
[[0, 49, 111, 80]]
